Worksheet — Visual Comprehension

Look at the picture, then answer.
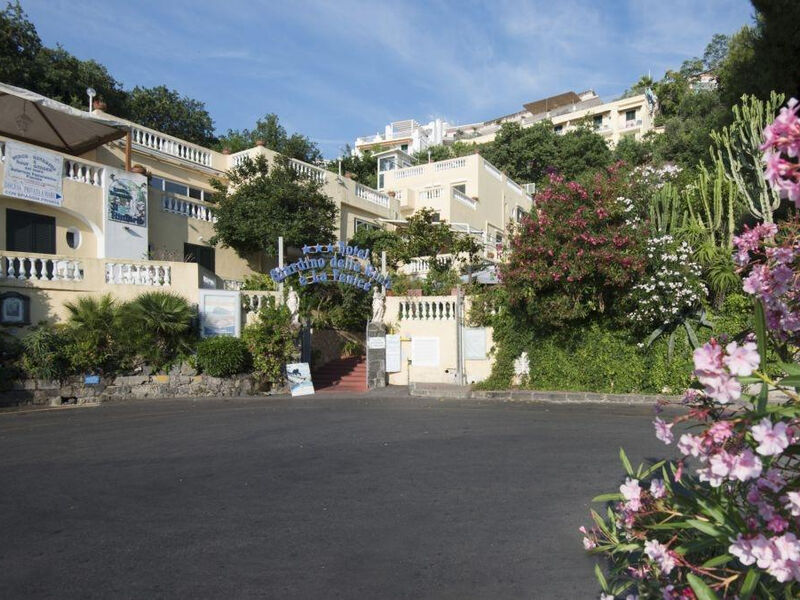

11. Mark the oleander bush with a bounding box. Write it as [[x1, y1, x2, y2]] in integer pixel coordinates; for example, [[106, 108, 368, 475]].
[[195, 336, 252, 377]]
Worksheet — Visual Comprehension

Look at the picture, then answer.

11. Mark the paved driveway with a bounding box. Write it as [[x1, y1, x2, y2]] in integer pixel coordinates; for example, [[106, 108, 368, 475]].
[[0, 395, 670, 599]]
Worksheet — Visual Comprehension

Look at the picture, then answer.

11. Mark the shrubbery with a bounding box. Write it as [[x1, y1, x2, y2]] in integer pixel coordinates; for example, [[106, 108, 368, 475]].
[[195, 336, 252, 377], [242, 297, 296, 383]]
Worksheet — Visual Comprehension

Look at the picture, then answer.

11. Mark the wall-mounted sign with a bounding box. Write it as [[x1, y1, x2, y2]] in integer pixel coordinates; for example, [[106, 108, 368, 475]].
[[2, 141, 63, 206], [411, 337, 439, 367], [463, 327, 487, 360], [198, 290, 241, 338], [386, 334, 401, 373], [107, 172, 147, 227], [270, 242, 391, 291], [0, 291, 30, 325], [367, 336, 386, 350]]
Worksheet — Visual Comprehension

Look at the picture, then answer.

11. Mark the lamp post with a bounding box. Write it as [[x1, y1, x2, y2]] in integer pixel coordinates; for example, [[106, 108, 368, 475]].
[[86, 87, 96, 112]]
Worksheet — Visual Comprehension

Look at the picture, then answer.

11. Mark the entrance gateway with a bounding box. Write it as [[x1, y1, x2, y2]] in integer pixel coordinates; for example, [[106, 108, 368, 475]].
[[269, 241, 392, 391]]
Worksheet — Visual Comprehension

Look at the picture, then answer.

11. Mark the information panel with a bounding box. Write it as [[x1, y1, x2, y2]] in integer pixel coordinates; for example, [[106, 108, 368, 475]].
[[386, 334, 401, 372], [2, 141, 63, 207], [411, 337, 439, 367]]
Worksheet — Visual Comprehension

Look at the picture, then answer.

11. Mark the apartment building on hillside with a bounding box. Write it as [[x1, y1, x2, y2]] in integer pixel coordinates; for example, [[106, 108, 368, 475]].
[[354, 89, 660, 155]]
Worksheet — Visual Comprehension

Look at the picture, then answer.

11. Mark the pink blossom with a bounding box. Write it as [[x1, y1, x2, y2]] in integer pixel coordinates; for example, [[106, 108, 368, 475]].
[[767, 515, 789, 533], [730, 534, 758, 566], [729, 449, 763, 482], [693, 341, 723, 375], [704, 373, 741, 405], [758, 468, 787, 493], [785, 491, 800, 517], [649, 478, 666, 499], [653, 417, 674, 444], [707, 421, 734, 444], [751, 417, 791, 456], [677, 434, 705, 459], [620, 478, 642, 512], [723, 341, 760, 376], [644, 539, 676, 574]]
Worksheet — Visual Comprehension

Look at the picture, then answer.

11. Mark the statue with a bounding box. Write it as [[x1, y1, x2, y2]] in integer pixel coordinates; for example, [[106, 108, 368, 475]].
[[512, 351, 529, 386], [286, 286, 301, 328], [371, 286, 385, 323]]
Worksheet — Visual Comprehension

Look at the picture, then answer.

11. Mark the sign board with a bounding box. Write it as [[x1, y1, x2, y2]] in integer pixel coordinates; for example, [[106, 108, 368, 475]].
[[198, 290, 241, 338], [107, 172, 147, 227], [411, 337, 439, 367], [386, 334, 401, 372], [2, 141, 64, 206], [84, 375, 100, 385], [286, 363, 315, 396], [367, 336, 386, 350], [463, 327, 487, 360]]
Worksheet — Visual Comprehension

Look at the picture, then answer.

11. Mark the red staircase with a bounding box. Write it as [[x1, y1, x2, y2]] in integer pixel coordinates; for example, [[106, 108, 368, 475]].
[[312, 356, 368, 393]]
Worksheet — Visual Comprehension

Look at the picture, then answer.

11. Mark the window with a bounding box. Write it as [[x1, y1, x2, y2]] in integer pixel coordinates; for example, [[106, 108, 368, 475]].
[[593, 115, 603, 129], [6, 209, 55, 254], [165, 180, 188, 196], [554, 124, 563, 133], [430, 212, 441, 222], [400, 144, 408, 152], [452, 183, 466, 194], [378, 157, 396, 172], [184, 243, 215, 273], [354, 218, 379, 232], [66, 227, 81, 249], [495, 232, 503, 243], [150, 175, 211, 202], [625, 109, 636, 122], [378, 174, 384, 189]]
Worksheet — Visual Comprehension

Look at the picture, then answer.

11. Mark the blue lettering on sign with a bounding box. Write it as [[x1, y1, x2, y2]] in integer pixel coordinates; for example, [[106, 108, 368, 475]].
[[270, 242, 390, 291]]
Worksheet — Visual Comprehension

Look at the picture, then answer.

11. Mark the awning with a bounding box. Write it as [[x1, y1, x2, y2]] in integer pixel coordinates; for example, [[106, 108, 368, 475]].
[[0, 82, 129, 155]]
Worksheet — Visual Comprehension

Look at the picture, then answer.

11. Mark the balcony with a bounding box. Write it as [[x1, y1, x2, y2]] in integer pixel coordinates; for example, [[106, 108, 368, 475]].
[[159, 194, 217, 223], [131, 124, 214, 168], [623, 119, 644, 130]]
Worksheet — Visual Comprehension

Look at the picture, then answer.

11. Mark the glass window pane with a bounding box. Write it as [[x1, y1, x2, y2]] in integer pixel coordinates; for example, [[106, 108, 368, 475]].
[[150, 176, 165, 190], [188, 187, 202, 200], [165, 180, 188, 196]]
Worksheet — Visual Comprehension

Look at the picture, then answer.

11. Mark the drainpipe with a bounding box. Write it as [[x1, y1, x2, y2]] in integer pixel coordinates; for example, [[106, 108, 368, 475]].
[[125, 129, 132, 172]]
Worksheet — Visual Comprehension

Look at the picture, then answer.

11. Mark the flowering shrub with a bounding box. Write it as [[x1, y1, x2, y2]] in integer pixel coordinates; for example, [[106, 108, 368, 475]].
[[630, 235, 707, 336], [761, 98, 800, 205], [583, 99, 800, 599], [501, 166, 647, 328]]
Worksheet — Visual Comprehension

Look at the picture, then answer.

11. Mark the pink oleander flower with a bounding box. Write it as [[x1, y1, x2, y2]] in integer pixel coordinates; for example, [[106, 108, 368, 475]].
[[758, 468, 788, 493], [723, 341, 760, 376], [751, 417, 791, 456], [677, 433, 705, 459], [650, 478, 666, 499], [761, 98, 800, 207], [644, 539, 676, 574], [620, 478, 642, 512], [704, 373, 742, 405], [707, 420, 734, 444], [653, 417, 674, 444], [730, 449, 763, 482]]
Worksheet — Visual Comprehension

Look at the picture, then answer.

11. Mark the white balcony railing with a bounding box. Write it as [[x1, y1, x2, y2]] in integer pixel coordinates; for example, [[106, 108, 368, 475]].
[[242, 291, 282, 313], [105, 262, 171, 286], [624, 119, 643, 129], [131, 126, 213, 167], [419, 187, 443, 201], [394, 165, 425, 179], [397, 298, 457, 320], [0, 254, 83, 282], [63, 158, 104, 187], [506, 179, 523, 195], [290, 158, 327, 184], [453, 188, 477, 209], [161, 195, 216, 223], [433, 157, 467, 172], [355, 183, 390, 208], [483, 161, 503, 181]]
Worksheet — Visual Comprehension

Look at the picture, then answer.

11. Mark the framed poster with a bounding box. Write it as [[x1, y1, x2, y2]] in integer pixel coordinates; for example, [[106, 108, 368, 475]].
[[3, 141, 63, 206], [107, 172, 147, 227], [198, 290, 241, 338], [0, 292, 30, 325], [411, 337, 439, 367], [286, 363, 315, 396]]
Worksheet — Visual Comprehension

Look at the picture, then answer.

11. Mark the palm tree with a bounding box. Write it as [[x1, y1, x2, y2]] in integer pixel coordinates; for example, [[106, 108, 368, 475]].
[[64, 294, 121, 372], [121, 291, 196, 369]]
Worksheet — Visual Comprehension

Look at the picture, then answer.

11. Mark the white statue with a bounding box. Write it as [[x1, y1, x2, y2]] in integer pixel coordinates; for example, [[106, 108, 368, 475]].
[[286, 286, 301, 327], [512, 351, 530, 386], [371, 286, 385, 323]]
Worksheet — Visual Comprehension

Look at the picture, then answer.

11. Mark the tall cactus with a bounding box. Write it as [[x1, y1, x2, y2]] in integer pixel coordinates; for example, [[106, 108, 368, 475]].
[[709, 92, 785, 223], [685, 160, 737, 252], [647, 182, 687, 236]]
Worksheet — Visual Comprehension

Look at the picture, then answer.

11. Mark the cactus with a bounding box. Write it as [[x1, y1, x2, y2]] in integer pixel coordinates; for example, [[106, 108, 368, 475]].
[[685, 160, 737, 252], [647, 182, 688, 236], [709, 92, 785, 223]]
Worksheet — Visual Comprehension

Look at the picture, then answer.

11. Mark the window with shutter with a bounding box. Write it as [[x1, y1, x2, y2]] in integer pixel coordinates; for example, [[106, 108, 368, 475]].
[[6, 209, 56, 254]]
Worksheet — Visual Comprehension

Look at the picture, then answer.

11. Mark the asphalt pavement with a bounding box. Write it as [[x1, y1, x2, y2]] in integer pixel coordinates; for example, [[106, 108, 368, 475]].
[[0, 394, 674, 599]]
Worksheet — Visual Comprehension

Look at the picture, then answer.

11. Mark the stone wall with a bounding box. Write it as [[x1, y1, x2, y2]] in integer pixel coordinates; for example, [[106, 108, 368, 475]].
[[0, 366, 272, 408]]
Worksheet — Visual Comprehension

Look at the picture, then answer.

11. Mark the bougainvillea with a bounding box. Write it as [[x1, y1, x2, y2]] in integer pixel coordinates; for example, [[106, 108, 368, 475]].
[[582, 97, 800, 600], [500, 165, 647, 328]]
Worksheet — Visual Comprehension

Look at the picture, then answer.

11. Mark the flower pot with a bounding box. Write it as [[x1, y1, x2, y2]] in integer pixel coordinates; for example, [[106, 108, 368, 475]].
[[406, 289, 422, 297], [92, 99, 107, 111], [131, 164, 147, 175]]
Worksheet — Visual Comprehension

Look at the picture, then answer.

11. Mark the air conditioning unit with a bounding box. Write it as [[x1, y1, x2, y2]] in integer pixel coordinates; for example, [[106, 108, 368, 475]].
[[524, 183, 536, 195]]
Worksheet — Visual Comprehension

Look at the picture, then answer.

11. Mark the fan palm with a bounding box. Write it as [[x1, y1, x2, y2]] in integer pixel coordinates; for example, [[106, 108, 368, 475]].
[[121, 291, 195, 369]]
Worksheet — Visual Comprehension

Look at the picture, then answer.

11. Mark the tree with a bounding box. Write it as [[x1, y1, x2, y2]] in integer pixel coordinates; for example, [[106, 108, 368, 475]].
[[126, 85, 216, 146], [702, 33, 730, 72], [482, 121, 559, 184], [0, 1, 41, 90], [718, 1, 800, 109], [327, 145, 378, 188], [555, 127, 612, 180], [613, 136, 653, 167], [623, 74, 654, 98], [216, 113, 322, 163], [348, 226, 402, 268], [210, 154, 338, 257], [395, 208, 479, 264]]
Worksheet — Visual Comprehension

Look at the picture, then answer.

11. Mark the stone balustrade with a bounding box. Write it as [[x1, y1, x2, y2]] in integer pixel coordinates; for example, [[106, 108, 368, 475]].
[[105, 262, 171, 286], [0, 254, 83, 282], [355, 184, 390, 207], [241, 291, 282, 313], [433, 157, 466, 172], [290, 159, 327, 184], [63, 158, 104, 187], [161, 195, 216, 223], [396, 298, 457, 320], [419, 187, 443, 201], [453, 188, 477, 209], [131, 126, 212, 167]]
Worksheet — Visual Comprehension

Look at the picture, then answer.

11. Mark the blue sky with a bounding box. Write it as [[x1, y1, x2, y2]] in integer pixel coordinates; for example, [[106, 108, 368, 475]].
[[21, 0, 753, 159]]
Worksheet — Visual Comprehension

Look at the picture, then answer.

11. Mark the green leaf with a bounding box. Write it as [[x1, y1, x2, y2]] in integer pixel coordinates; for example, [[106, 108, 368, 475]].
[[594, 564, 608, 593], [754, 300, 768, 412], [777, 375, 800, 387], [739, 568, 760, 600], [590, 509, 611, 537], [684, 321, 700, 349], [640, 460, 666, 480], [592, 492, 622, 503], [668, 329, 676, 359], [779, 362, 800, 376], [701, 553, 732, 567], [687, 573, 720, 600], [645, 325, 665, 347], [736, 376, 762, 385], [619, 448, 634, 477], [686, 519, 725, 537]]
